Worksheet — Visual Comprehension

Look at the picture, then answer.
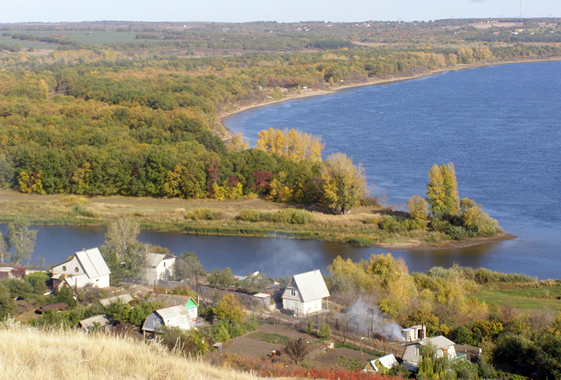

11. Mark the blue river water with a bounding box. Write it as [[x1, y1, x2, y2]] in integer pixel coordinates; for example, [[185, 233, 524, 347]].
[[1, 61, 560, 279]]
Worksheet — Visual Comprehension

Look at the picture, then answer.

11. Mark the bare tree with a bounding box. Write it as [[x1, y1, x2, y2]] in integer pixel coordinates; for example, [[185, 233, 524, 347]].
[[284, 337, 309, 365]]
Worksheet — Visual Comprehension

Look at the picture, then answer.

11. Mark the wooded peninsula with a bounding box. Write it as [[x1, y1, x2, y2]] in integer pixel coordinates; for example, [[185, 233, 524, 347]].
[[1, 18, 560, 246]]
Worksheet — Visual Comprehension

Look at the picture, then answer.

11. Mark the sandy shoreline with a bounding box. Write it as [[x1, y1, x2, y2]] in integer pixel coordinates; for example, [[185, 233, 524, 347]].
[[217, 56, 561, 138], [374, 233, 517, 251]]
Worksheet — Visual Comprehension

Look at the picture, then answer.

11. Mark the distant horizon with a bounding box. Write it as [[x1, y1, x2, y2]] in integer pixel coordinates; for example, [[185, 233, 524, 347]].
[[2, 16, 560, 27], [2, 0, 560, 25]]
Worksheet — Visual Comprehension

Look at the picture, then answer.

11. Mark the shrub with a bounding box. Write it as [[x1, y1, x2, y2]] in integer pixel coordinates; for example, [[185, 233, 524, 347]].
[[406, 218, 428, 230], [317, 323, 332, 339], [380, 215, 407, 233], [72, 205, 98, 218], [237, 209, 264, 222], [186, 207, 223, 221], [346, 236, 375, 246]]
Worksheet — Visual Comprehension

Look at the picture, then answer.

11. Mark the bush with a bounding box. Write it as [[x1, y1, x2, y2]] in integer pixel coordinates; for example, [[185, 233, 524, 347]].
[[406, 218, 428, 230], [380, 215, 407, 233], [186, 207, 223, 221], [346, 236, 375, 246], [237, 209, 265, 222], [407, 195, 428, 220], [317, 323, 332, 338], [72, 205, 98, 218]]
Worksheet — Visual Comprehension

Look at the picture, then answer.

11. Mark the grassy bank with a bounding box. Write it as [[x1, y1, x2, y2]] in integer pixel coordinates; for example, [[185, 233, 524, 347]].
[[470, 281, 561, 311], [0, 320, 257, 380], [0, 190, 510, 249]]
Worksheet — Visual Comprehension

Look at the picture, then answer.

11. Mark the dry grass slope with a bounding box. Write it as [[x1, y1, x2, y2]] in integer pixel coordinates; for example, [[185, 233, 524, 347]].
[[0, 320, 257, 380]]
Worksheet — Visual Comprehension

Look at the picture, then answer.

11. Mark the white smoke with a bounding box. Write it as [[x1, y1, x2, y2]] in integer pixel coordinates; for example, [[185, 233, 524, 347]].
[[341, 297, 404, 342]]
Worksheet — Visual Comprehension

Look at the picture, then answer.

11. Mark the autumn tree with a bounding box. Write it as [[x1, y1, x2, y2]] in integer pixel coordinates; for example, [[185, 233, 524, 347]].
[[256, 127, 323, 163], [228, 132, 249, 152], [214, 293, 246, 324], [460, 197, 502, 236], [426, 163, 460, 217], [172, 251, 204, 281], [407, 194, 429, 220], [320, 152, 366, 214], [6, 220, 37, 264]]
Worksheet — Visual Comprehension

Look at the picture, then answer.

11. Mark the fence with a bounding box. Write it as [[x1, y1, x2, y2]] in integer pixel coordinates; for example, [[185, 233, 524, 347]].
[[265, 312, 405, 359]]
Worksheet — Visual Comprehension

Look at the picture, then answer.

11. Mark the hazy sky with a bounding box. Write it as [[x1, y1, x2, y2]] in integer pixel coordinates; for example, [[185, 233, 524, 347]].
[[2, 0, 560, 24]]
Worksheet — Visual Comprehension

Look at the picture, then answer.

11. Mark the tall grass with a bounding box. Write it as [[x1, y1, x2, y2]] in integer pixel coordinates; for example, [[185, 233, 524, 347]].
[[0, 319, 256, 380]]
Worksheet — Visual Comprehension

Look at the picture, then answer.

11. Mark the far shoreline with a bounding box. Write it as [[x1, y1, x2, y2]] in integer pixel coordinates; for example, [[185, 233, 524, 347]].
[[217, 56, 561, 139]]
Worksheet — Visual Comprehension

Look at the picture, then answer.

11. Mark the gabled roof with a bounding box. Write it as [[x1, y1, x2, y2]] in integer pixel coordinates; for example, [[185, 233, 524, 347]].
[[147, 253, 175, 268], [79, 315, 111, 329], [147, 293, 198, 309], [75, 248, 111, 278], [419, 336, 455, 349], [290, 270, 330, 302], [366, 354, 399, 372], [155, 305, 194, 330], [99, 294, 134, 307]]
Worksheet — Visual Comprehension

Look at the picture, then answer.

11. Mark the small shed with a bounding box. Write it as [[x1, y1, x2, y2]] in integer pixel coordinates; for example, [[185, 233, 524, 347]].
[[252, 293, 271, 308], [364, 354, 399, 373], [401, 324, 426, 342], [147, 293, 198, 321]]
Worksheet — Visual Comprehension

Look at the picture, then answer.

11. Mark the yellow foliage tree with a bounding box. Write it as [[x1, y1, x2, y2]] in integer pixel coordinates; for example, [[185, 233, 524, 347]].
[[256, 127, 323, 163], [320, 152, 366, 215]]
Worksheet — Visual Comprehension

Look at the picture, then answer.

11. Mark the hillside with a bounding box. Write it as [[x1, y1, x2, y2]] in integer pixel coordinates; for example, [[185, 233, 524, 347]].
[[0, 320, 256, 380]]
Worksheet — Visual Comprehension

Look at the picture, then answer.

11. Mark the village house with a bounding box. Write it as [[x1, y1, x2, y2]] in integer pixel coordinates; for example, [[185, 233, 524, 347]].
[[79, 315, 111, 331], [147, 293, 198, 321], [0, 266, 26, 279], [402, 335, 457, 371], [145, 253, 175, 286], [281, 269, 330, 315], [142, 305, 195, 336], [51, 248, 111, 289]]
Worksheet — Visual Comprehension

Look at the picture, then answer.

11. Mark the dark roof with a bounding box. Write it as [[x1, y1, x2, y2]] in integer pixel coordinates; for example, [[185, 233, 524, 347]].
[[36, 303, 69, 313]]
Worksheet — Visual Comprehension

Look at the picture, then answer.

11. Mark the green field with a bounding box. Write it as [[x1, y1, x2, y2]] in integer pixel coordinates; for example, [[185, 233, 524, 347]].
[[471, 284, 561, 311], [0, 37, 59, 49]]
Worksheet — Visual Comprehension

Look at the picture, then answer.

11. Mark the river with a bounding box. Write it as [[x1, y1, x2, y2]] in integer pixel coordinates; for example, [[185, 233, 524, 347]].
[[2, 61, 560, 279]]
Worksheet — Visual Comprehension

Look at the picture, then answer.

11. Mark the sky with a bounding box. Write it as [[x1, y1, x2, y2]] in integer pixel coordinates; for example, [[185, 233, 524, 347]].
[[2, 0, 560, 24]]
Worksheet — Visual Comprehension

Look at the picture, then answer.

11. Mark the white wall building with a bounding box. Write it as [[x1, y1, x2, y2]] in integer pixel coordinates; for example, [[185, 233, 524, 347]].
[[51, 248, 111, 289], [145, 253, 175, 286], [281, 269, 330, 315], [403, 336, 457, 371]]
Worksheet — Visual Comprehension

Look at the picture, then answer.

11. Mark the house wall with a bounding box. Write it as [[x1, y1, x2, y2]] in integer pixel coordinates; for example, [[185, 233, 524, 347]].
[[52, 256, 84, 276], [146, 258, 175, 286], [186, 306, 198, 321], [65, 274, 110, 289]]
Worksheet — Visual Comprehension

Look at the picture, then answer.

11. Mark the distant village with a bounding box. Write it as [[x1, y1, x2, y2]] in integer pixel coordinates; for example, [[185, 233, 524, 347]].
[[0, 246, 479, 375]]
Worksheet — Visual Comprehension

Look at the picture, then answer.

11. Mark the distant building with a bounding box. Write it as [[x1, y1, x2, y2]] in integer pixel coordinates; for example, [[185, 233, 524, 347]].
[[142, 305, 195, 336], [36, 303, 68, 314], [145, 253, 175, 285], [0, 266, 25, 279], [281, 269, 330, 315], [403, 335, 457, 371], [401, 324, 426, 342], [51, 248, 111, 289]]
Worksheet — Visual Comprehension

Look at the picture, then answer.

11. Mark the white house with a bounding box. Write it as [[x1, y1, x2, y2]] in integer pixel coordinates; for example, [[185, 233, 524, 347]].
[[282, 269, 330, 315], [364, 354, 399, 373], [145, 253, 175, 285], [51, 248, 111, 289], [142, 305, 195, 335], [403, 335, 457, 371]]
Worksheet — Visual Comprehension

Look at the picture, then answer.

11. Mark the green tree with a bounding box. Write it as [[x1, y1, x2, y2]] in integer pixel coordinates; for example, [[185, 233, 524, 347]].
[[535, 331, 561, 379], [6, 220, 37, 264], [317, 323, 332, 338], [0, 233, 7, 264], [320, 152, 367, 214], [0, 283, 16, 318], [417, 342, 454, 380], [207, 267, 235, 289], [172, 251, 204, 281], [102, 218, 147, 281], [105, 298, 132, 323], [426, 163, 459, 217]]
